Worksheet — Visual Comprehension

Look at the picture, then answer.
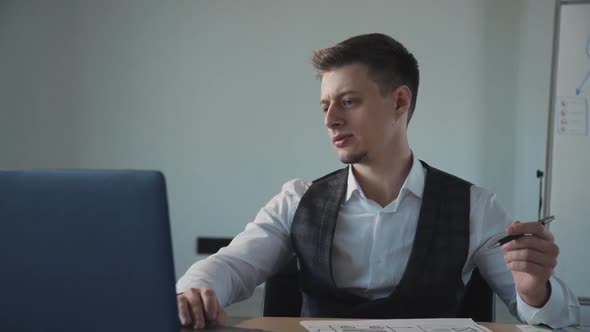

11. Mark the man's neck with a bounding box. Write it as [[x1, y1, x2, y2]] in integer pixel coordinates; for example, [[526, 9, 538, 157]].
[[352, 148, 413, 208]]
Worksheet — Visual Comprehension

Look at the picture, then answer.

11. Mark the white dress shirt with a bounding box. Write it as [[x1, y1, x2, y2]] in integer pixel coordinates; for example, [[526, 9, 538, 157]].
[[177, 156, 580, 327]]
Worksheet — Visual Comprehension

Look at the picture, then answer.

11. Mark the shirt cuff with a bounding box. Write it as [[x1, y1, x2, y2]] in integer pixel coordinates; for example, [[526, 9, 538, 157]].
[[516, 277, 566, 327], [175, 277, 215, 296]]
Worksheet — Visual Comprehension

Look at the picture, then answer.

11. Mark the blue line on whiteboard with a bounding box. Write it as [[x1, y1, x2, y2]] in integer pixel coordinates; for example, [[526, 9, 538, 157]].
[[576, 69, 590, 96]]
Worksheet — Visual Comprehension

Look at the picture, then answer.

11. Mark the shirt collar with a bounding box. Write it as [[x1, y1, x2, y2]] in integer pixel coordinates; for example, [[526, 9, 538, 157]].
[[403, 154, 425, 199], [345, 166, 364, 202], [344, 153, 425, 203]]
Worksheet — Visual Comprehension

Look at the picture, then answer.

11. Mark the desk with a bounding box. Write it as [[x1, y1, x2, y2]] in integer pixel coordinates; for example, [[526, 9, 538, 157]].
[[235, 318, 522, 332]]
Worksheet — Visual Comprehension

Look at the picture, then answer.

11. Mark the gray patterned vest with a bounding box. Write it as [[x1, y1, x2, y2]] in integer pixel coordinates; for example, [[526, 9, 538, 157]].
[[290, 160, 472, 318]]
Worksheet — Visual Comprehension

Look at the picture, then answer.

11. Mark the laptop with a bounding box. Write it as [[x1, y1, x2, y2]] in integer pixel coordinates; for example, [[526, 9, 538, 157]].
[[0, 169, 180, 332]]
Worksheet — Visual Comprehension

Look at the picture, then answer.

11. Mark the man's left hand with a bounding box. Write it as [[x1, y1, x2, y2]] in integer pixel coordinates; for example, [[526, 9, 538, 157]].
[[502, 220, 559, 307]]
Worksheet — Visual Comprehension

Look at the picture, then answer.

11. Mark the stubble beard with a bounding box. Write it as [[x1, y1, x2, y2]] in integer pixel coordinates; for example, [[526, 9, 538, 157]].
[[339, 151, 368, 165]]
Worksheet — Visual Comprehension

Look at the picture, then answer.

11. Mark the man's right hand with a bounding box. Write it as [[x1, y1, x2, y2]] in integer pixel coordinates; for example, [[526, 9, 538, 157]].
[[177, 288, 227, 330]]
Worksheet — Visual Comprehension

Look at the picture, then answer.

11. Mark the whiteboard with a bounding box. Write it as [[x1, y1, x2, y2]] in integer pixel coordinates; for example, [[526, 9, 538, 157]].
[[546, 0, 590, 302]]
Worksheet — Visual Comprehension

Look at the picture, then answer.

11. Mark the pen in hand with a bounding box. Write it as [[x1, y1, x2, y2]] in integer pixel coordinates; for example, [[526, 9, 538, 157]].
[[488, 215, 555, 249]]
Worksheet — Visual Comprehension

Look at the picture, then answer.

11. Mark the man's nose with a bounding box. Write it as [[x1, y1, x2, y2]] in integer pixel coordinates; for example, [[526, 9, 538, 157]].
[[324, 105, 343, 129]]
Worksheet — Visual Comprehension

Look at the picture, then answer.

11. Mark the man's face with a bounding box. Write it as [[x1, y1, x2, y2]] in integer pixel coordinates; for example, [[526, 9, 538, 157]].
[[320, 64, 405, 164]]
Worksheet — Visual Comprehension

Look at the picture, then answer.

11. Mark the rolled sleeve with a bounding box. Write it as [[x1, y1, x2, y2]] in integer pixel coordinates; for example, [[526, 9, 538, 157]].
[[174, 179, 309, 308]]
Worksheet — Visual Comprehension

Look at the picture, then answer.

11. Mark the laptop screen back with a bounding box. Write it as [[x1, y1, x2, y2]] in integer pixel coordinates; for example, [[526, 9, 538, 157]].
[[0, 170, 179, 332]]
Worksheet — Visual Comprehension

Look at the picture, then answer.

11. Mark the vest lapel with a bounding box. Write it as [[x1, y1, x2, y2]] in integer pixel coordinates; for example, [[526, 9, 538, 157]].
[[316, 171, 348, 288], [393, 161, 440, 294], [291, 167, 348, 290]]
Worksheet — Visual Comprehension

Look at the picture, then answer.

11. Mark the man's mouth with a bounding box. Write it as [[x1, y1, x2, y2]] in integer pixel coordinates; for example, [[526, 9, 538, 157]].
[[332, 134, 353, 148]]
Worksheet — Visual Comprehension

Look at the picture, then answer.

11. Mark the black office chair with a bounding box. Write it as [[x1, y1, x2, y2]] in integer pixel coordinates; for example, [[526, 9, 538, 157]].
[[263, 258, 494, 321], [459, 267, 494, 321], [263, 257, 302, 317]]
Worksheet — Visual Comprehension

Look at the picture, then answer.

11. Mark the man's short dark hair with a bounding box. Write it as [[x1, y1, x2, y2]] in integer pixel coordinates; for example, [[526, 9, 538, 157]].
[[312, 33, 420, 124]]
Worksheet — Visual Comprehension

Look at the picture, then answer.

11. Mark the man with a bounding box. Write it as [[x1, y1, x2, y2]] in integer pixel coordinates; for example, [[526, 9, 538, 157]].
[[176, 33, 580, 329]]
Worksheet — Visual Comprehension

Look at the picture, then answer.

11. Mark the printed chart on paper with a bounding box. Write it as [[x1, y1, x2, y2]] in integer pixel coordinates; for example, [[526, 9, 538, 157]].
[[300, 318, 495, 332]]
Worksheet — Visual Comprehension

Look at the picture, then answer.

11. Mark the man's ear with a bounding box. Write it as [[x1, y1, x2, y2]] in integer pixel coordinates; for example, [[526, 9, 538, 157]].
[[391, 85, 412, 119]]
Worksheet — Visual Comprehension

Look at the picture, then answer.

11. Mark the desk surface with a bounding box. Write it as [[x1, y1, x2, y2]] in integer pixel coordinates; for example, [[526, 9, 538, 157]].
[[235, 317, 522, 332]]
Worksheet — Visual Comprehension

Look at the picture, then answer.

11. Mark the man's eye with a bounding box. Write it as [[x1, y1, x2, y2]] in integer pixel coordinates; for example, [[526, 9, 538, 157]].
[[342, 99, 355, 107]]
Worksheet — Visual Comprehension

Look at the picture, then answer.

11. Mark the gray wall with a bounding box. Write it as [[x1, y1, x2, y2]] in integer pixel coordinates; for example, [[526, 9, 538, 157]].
[[2, 0, 580, 321]]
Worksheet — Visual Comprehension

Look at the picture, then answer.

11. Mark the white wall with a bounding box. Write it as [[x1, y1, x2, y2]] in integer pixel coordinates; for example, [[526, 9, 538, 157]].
[[0, 2, 80, 167], [1, 0, 574, 321]]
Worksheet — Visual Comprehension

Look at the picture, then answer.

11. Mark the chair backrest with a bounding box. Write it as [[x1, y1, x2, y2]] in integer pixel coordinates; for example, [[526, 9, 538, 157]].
[[263, 259, 494, 321], [263, 257, 302, 317], [459, 267, 495, 321]]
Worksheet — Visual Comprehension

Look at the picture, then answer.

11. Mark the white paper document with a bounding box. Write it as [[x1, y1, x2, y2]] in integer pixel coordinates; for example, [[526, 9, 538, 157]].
[[300, 318, 495, 332]]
